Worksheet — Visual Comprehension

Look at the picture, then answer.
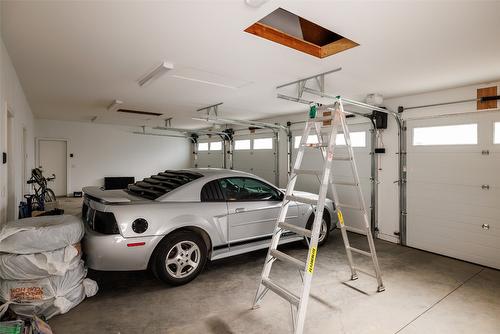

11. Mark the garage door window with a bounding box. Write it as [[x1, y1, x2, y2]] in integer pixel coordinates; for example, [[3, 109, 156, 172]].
[[413, 124, 477, 146], [235, 139, 250, 150], [336, 132, 366, 147], [495, 122, 500, 144], [198, 142, 209, 151], [210, 141, 222, 151], [294, 135, 319, 148], [253, 138, 273, 150]]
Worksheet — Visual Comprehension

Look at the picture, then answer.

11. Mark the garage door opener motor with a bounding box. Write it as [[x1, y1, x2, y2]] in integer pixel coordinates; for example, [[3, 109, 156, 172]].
[[252, 99, 385, 334]]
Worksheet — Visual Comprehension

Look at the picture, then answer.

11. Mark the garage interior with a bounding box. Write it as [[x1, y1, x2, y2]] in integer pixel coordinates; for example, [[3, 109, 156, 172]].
[[0, 1, 499, 333]]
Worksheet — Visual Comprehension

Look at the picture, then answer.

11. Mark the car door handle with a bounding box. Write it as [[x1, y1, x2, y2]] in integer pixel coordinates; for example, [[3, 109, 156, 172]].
[[235, 208, 246, 213]]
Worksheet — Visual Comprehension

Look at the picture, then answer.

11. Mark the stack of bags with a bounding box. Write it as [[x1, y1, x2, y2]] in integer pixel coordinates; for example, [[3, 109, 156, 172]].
[[0, 215, 97, 319]]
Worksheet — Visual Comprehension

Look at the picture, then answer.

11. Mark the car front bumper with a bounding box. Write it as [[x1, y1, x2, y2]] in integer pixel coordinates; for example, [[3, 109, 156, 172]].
[[83, 224, 162, 271]]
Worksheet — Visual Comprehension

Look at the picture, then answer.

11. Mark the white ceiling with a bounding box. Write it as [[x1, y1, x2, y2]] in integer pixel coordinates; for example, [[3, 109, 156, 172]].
[[2, 1, 500, 128]]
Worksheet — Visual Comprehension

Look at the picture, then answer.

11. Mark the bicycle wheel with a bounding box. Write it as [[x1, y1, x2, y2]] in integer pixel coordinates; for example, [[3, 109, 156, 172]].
[[44, 188, 57, 202]]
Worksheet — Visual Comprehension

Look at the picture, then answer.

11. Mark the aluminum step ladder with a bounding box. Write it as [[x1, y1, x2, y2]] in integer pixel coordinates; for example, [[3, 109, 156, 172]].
[[252, 99, 385, 334]]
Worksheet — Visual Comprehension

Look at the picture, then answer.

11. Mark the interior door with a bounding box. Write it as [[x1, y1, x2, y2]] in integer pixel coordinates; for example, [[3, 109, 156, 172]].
[[38, 139, 67, 196], [220, 177, 298, 242]]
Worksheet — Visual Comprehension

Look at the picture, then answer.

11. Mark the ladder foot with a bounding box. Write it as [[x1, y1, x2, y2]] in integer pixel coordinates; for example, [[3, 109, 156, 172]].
[[377, 285, 386, 293], [351, 274, 359, 281]]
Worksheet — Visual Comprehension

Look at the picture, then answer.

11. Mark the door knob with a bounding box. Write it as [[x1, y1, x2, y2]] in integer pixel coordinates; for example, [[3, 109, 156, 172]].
[[235, 208, 246, 213], [482, 224, 490, 230]]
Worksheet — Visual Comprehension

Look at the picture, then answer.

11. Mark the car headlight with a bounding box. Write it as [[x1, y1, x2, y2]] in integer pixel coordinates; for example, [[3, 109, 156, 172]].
[[132, 218, 148, 234]]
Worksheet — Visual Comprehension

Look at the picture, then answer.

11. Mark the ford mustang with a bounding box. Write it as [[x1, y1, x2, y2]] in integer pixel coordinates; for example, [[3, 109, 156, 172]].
[[82, 169, 336, 285]]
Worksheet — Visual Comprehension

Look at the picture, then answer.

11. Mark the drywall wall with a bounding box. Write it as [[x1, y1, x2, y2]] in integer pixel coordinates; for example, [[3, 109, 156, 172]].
[[0, 36, 35, 224], [35, 119, 192, 194]]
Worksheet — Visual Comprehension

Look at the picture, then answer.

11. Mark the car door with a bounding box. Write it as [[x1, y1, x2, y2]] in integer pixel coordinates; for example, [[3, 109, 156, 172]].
[[219, 177, 299, 242]]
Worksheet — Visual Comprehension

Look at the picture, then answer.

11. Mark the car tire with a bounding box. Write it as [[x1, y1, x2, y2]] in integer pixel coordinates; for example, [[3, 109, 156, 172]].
[[303, 212, 331, 247], [152, 231, 208, 286]]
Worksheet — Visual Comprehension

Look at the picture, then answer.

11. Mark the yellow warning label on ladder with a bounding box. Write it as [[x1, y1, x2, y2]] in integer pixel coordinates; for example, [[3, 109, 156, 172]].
[[307, 247, 317, 273], [337, 210, 344, 226]]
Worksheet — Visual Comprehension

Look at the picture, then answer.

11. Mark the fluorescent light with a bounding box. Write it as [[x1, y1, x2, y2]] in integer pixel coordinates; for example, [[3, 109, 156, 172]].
[[138, 61, 174, 87], [107, 99, 123, 111]]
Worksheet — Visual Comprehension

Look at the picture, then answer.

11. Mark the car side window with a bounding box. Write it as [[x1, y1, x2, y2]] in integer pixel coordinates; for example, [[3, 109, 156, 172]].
[[219, 177, 282, 202], [200, 180, 226, 202]]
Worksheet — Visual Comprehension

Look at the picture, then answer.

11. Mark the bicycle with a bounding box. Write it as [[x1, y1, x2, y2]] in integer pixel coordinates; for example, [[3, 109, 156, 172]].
[[27, 168, 57, 211]]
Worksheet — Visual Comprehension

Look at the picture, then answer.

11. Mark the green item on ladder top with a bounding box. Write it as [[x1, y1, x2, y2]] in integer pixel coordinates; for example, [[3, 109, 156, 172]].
[[309, 105, 317, 119]]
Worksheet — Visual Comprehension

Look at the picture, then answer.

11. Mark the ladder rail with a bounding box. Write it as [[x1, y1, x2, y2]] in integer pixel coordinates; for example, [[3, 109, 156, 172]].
[[338, 100, 385, 290], [315, 106, 358, 280], [253, 121, 314, 308]]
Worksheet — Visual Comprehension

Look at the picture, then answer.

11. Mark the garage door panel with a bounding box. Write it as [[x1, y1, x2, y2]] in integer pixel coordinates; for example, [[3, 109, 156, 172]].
[[408, 219, 500, 268], [197, 151, 224, 168], [409, 212, 500, 240], [408, 182, 499, 214], [408, 152, 500, 185]]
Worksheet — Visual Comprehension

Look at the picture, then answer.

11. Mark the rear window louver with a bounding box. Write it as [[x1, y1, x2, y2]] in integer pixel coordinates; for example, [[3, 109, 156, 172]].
[[127, 170, 202, 200]]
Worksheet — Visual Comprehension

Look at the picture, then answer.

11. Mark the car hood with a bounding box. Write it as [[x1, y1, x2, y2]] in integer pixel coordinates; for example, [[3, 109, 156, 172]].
[[82, 186, 150, 204]]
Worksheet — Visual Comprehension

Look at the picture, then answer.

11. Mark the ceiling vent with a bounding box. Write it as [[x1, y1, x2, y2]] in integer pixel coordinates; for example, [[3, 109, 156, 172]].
[[245, 8, 358, 58]]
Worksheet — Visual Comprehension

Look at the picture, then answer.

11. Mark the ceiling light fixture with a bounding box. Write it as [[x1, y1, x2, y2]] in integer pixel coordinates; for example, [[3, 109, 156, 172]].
[[138, 61, 174, 87], [107, 99, 123, 111], [245, 0, 268, 8]]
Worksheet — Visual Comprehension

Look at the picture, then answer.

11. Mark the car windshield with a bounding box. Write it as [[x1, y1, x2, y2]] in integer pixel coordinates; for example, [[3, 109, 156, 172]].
[[127, 170, 202, 200]]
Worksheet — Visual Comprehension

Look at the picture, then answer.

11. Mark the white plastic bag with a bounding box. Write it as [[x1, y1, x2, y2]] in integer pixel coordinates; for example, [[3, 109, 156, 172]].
[[0, 262, 98, 319], [8, 279, 97, 319], [0, 261, 86, 303], [0, 245, 81, 280], [0, 215, 84, 254]]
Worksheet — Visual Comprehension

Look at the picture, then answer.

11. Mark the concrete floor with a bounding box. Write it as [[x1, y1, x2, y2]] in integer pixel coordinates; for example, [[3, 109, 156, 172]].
[[51, 197, 500, 334]]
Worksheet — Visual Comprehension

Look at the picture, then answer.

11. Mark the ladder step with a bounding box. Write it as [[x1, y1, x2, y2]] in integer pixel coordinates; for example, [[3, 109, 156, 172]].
[[333, 156, 352, 161], [348, 246, 372, 257], [294, 169, 322, 176], [302, 143, 329, 148], [278, 222, 312, 238], [270, 250, 306, 269], [309, 116, 333, 122], [343, 225, 367, 234], [353, 267, 377, 278], [337, 203, 363, 210], [261, 278, 300, 306], [332, 181, 358, 186], [286, 194, 318, 206]]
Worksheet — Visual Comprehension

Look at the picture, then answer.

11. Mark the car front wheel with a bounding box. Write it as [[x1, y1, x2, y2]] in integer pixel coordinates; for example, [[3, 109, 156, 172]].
[[153, 231, 207, 286]]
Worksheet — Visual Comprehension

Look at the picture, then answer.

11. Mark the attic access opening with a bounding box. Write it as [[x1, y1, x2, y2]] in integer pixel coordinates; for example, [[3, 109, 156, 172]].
[[245, 8, 359, 59]]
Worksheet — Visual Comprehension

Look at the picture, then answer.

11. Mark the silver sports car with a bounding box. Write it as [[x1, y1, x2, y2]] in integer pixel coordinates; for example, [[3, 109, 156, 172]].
[[82, 169, 336, 285]]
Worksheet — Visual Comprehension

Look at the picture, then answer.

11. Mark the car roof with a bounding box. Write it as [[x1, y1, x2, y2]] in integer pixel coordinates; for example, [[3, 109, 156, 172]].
[[156, 168, 273, 202], [183, 168, 255, 178]]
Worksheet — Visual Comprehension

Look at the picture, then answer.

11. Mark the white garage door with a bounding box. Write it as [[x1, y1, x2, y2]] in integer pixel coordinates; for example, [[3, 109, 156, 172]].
[[292, 121, 372, 232], [195, 140, 224, 168], [407, 111, 500, 269], [233, 133, 277, 184]]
